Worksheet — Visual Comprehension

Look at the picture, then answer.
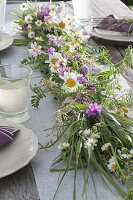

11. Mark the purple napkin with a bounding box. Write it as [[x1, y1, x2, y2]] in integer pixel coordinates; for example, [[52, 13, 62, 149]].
[[95, 15, 132, 34], [0, 126, 19, 146]]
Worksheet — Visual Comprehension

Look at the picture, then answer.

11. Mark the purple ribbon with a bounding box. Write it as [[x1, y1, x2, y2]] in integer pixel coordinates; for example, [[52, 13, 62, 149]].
[[0, 126, 19, 146], [94, 15, 132, 34]]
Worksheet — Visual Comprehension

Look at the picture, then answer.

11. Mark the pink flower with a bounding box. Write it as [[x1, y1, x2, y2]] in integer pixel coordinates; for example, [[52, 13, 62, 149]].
[[86, 103, 102, 117], [28, 42, 42, 57]]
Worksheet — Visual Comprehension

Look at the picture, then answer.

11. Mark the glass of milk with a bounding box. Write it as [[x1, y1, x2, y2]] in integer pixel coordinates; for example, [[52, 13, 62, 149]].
[[0, 0, 6, 30], [72, 0, 93, 26], [0, 65, 32, 123]]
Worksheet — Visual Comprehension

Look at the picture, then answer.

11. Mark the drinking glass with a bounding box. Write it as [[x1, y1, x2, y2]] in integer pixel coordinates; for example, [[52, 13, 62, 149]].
[[0, 65, 32, 123], [0, 0, 6, 31], [72, 0, 93, 26]]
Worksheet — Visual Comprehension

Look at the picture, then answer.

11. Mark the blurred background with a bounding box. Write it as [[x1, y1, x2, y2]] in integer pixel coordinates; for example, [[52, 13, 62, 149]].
[[6, 0, 133, 6]]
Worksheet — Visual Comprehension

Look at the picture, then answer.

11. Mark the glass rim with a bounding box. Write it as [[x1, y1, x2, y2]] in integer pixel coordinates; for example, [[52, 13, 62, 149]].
[[0, 64, 32, 80]]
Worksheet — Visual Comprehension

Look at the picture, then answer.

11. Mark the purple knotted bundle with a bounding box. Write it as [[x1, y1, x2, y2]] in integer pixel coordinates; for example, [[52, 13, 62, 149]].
[[95, 15, 132, 35], [0, 126, 19, 146]]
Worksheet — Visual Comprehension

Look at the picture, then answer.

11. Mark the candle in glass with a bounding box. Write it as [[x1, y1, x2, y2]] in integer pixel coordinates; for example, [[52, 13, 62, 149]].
[[72, 0, 93, 25], [0, 65, 32, 122], [0, 0, 6, 30]]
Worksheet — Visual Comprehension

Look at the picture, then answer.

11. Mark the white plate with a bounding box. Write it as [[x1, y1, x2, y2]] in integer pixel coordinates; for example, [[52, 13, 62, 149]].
[[0, 120, 38, 178], [91, 28, 133, 43], [0, 32, 14, 51]]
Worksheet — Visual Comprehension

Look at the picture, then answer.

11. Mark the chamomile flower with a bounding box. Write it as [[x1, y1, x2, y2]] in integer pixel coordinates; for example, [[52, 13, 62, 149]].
[[58, 142, 70, 150], [50, 63, 60, 73], [35, 20, 43, 27], [49, 52, 61, 65], [85, 138, 97, 150], [59, 57, 67, 66], [20, 3, 28, 12], [83, 129, 91, 136], [107, 157, 118, 172], [63, 71, 79, 91], [25, 14, 33, 24], [101, 143, 111, 152], [35, 36, 44, 42], [91, 133, 100, 140], [58, 21, 66, 30], [28, 31, 35, 38]]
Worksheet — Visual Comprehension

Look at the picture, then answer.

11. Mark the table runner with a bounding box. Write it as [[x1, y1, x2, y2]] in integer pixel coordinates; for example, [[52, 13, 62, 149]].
[[2, 1, 133, 199]]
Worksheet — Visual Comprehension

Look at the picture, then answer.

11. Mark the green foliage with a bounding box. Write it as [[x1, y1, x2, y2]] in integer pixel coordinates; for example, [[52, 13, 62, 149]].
[[31, 87, 46, 108]]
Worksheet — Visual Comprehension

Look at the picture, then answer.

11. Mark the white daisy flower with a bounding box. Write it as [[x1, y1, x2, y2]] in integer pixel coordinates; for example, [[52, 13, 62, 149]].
[[63, 71, 79, 91], [20, 3, 28, 12], [107, 156, 117, 172], [83, 129, 91, 136], [49, 52, 62, 65], [101, 143, 111, 152], [50, 64, 60, 73], [59, 57, 67, 66], [25, 14, 33, 24], [35, 36, 44, 42], [58, 142, 70, 150], [28, 31, 35, 39], [35, 20, 43, 27], [91, 133, 100, 140], [85, 138, 97, 150]]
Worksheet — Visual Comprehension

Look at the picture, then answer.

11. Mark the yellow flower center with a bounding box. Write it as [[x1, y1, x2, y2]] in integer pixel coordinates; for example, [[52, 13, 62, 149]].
[[111, 163, 117, 169], [123, 107, 128, 113], [60, 59, 65, 64], [59, 21, 66, 29], [66, 78, 76, 88], [51, 58, 59, 65], [51, 82, 56, 88], [53, 65, 58, 71]]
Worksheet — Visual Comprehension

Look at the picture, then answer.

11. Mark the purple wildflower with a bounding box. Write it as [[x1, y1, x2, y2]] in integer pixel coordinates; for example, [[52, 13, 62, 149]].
[[28, 42, 42, 57], [76, 93, 89, 103], [48, 35, 64, 47], [81, 66, 89, 76], [74, 53, 80, 61], [47, 47, 55, 55], [48, 35, 58, 47], [86, 103, 102, 117], [86, 84, 96, 90], [58, 66, 69, 76], [77, 75, 87, 84], [38, 3, 51, 21]]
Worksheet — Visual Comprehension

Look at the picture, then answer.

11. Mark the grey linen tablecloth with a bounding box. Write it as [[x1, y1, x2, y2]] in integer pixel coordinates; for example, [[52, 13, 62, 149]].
[[1, 3, 125, 200]]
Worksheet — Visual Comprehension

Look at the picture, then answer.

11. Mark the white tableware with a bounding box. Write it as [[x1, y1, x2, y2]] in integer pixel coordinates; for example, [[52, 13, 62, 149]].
[[72, 0, 93, 26], [0, 0, 6, 30], [0, 119, 38, 178], [91, 28, 133, 44], [0, 31, 14, 51], [0, 65, 32, 123]]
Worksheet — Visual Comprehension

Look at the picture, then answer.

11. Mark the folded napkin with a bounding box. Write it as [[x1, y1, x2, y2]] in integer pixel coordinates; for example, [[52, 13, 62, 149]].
[[95, 15, 132, 35], [0, 126, 19, 146]]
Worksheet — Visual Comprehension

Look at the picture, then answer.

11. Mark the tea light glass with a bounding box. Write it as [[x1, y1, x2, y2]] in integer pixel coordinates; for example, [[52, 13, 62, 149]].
[[72, 0, 93, 27], [0, 65, 32, 123], [0, 0, 6, 31]]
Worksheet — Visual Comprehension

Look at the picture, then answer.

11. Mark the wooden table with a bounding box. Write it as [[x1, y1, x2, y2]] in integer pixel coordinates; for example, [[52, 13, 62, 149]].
[[0, 1, 133, 200]]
